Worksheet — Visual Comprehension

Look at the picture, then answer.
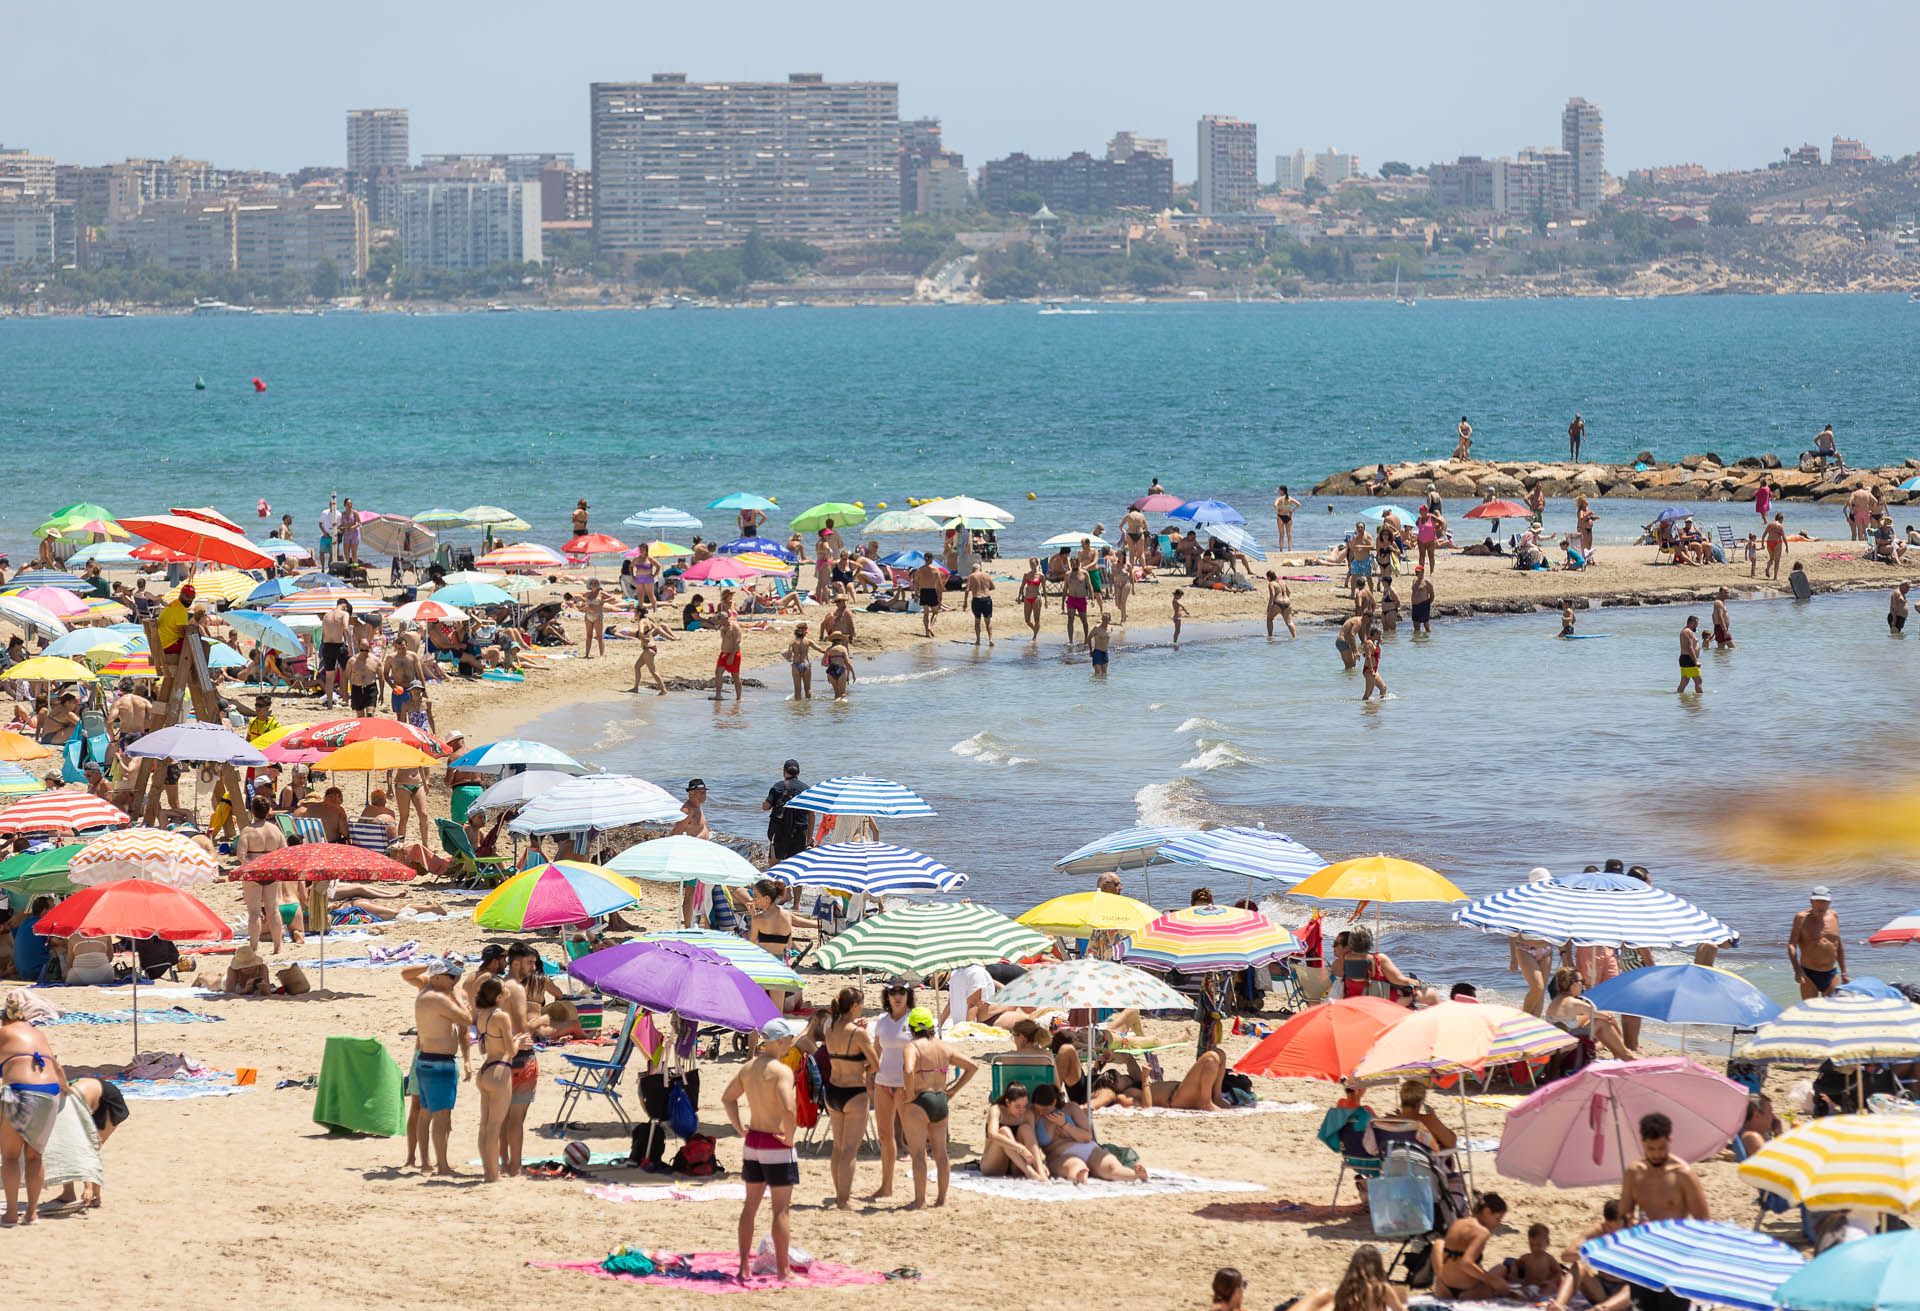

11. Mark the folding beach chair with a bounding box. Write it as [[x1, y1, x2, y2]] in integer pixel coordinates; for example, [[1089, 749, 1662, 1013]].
[[550, 1004, 642, 1130], [1320, 1104, 1382, 1207], [436, 818, 510, 887], [346, 820, 393, 854], [1717, 524, 1739, 561], [987, 1052, 1056, 1101]]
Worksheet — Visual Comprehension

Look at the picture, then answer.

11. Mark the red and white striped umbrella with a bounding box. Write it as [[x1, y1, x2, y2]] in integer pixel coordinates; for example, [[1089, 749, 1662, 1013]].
[[0, 791, 131, 835], [474, 542, 568, 571], [120, 514, 274, 571], [264, 586, 393, 615], [69, 827, 220, 888], [389, 599, 469, 625]]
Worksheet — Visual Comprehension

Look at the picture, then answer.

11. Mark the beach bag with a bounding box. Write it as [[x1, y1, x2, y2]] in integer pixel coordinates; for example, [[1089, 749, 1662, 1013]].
[[666, 1073, 698, 1140], [277, 963, 312, 995], [670, 1132, 719, 1177], [794, 1058, 821, 1130], [1368, 1162, 1434, 1238]]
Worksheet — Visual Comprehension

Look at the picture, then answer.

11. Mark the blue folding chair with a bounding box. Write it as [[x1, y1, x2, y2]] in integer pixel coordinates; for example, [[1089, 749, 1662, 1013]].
[[550, 1004, 643, 1130]]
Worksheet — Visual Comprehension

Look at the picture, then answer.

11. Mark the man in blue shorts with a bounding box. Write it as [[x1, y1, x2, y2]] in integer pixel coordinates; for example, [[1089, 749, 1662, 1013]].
[[404, 954, 470, 1176]]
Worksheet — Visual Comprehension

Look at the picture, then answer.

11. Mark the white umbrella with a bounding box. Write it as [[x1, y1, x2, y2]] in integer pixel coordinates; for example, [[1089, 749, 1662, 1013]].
[[507, 772, 684, 835], [0, 596, 69, 639], [607, 834, 762, 888], [916, 496, 1014, 523], [1040, 532, 1113, 549], [469, 771, 572, 813]]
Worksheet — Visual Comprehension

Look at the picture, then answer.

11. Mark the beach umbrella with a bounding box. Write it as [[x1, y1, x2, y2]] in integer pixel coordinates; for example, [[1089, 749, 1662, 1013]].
[[877, 550, 929, 570], [474, 542, 567, 571], [34, 878, 230, 1053], [1584, 965, 1781, 1029], [785, 775, 934, 818], [129, 543, 193, 564], [1837, 977, 1909, 1001], [262, 740, 323, 766], [1464, 499, 1529, 520], [1354, 999, 1575, 1083], [787, 502, 866, 532], [1741, 1114, 1920, 1216], [680, 556, 762, 583], [764, 841, 967, 895], [232, 842, 414, 986], [474, 860, 645, 931], [265, 586, 391, 616], [1740, 994, 1920, 1064], [1131, 493, 1185, 513], [468, 770, 571, 813], [1289, 855, 1467, 906], [1869, 909, 1920, 946], [815, 903, 1048, 977], [991, 957, 1195, 1014], [1118, 904, 1302, 973], [291, 571, 351, 589], [731, 552, 795, 576], [1774, 1230, 1920, 1311], [0, 730, 55, 763], [1160, 826, 1327, 885], [562, 533, 629, 558], [507, 772, 685, 835], [46, 503, 117, 524], [1017, 890, 1158, 938], [434, 570, 507, 587], [4, 586, 92, 618], [1235, 997, 1411, 1082], [1582, 1220, 1802, 1311], [67, 827, 220, 888], [314, 741, 441, 776], [1652, 506, 1697, 523], [119, 514, 273, 571], [637, 929, 801, 992], [914, 496, 1013, 523], [3, 655, 95, 683], [389, 599, 469, 626], [64, 544, 136, 566], [257, 541, 312, 561], [1496, 1057, 1749, 1188], [1202, 523, 1268, 559], [125, 721, 266, 766], [605, 834, 761, 888], [1166, 498, 1246, 526], [47, 627, 137, 661], [1358, 505, 1420, 525], [708, 493, 777, 512], [4, 570, 92, 592], [411, 508, 472, 529], [865, 510, 943, 534], [622, 507, 703, 532], [98, 651, 159, 679], [0, 596, 70, 639], [568, 939, 779, 1032], [241, 577, 303, 606], [716, 536, 796, 561], [219, 609, 305, 657], [432, 580, 514, 609], [357, 516, 436, 559], [1039, 531, 1113, 549], [170, 506, 244, 533], [1453, 873, 1737, 948], [449, 739, 584, 775], [0, 844, 83, 899], [287, 719, 448, 756], [0, 763, 44, 797], [940, 515, 1003, 532], [1053, 825, 1194, 900], [624, 541, 690, 560], [459, 506, 529, 530]]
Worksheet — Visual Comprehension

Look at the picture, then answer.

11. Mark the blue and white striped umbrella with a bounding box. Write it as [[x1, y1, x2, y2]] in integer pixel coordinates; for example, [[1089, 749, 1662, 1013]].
[[1054, 825, 1198, 877], [1160, 827, 1328, 884], [4, 570, 92, 592], [764, 842, 967, 895], [244, 577, 304, 607], [1581, 1220, 1802, 1311], [1453, 873, 1737, 948], [785, 775, 935, 818], [449, 739, 585, 775], [507, 773, 685, 835], [623, 507, 703, 532]]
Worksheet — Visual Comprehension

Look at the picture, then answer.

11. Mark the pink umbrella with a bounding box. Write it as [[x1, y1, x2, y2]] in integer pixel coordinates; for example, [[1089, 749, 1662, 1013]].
[[262, 740, 324, 765], [680, 556, 759, 583], [5, 587, 91, 618], [1495, 1057, 1748, 1188], [1131, 494, 1184, 513]]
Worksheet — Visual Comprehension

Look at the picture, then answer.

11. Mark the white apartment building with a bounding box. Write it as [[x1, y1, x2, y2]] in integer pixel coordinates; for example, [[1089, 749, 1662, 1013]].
[[1314, 149, 1361, 185], [398, 176, 542, 270], [1560, 98, 1604, 213], [0, 201, 55, 266], [1274, 149, 1309, 190], [1196, 115, 1258, 215]]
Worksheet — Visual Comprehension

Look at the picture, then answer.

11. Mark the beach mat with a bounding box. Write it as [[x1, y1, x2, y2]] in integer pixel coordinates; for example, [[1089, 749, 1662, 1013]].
[[473, 1149, 630, 1168], [942, 1021, 1010, 1042], [588, 1182, 749, 1204], [313, 1035, 406, 1136], [45, 1006, 224, 1025], [1100, 1100, 1316, 1119], [114, 1079, 250, 1101], [949, 1168, 1264, 1202], [1196, 1198, 1369, 1224], [531, 1255, 894, 1293]]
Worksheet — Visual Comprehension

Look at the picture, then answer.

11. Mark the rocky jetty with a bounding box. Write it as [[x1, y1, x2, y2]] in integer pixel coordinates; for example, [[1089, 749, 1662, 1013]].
[[1311, 453, 1920, 504]]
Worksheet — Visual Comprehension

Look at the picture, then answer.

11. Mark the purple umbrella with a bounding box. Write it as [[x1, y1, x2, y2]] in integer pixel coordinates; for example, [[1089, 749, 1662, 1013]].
[[566, 939, 780, 1032]]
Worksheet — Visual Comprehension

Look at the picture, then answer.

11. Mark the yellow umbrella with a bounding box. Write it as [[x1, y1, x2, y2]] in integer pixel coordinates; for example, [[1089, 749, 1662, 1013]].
[[314, 741, 441, 772], [5, 656, 97, 683], [1738, 1113, 1920, 1215], [639, 541, 691, 558], [166, 571, 256, 605], [249, 724, 296, 748], [733, 552, 796, 575], [0, 730, 55, 762], [72, 631, 141, 665], [1017, 890, 1159, 937], [1288, 854, 1466, 905]]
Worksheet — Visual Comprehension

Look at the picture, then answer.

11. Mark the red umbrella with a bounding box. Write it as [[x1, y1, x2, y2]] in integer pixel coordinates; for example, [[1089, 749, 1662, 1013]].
[[1131, 494, 1185, 513], [120, 515, 274, 571], [232, 842, 414, 985], [1235, 996, 1410, 1081], [129, 543, 193, 563], [283, 718, 449, 756], [1464, 499, 1529, 519], [0, 791, 131, 835], [562, 533, 629, 556], [169, 506, 245, 534], [35, 877, 230, 1054]]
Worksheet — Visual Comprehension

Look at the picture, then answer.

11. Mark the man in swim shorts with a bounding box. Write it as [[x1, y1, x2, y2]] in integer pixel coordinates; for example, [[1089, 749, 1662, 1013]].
[[1410, 566, 1434, 634], [318, 599, 352, 708], [408, 954, 471, 1177], [713, 605, 743, 702], [912, 559, 943, 637], [1088, 615, 1111, 676], [1891, 582, 1909, 634], [964, 560, 995, 647], [1063, 561, 1092, 645], [1788, 888, 1846, 999], [725, 1016, 804, 1280], [1675, 616, 1703, 694]]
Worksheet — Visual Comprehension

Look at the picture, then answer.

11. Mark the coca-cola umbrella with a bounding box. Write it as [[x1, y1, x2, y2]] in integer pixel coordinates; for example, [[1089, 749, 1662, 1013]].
[[34, 878, 231, 1054], [232, 842, 414, 985], [284, 718, 450, 756]]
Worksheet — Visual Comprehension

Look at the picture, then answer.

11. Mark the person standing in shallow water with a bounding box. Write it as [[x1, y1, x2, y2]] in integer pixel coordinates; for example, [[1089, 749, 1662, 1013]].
[[1676, 616, 1704, 694]]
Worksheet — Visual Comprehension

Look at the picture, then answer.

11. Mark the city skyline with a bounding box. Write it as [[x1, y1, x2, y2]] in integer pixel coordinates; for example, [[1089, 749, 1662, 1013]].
[[6, 2, 1916, 178]]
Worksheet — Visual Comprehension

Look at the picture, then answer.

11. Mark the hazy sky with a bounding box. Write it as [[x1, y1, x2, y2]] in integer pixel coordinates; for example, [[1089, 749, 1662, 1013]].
[[8, 1, 1915, 178]]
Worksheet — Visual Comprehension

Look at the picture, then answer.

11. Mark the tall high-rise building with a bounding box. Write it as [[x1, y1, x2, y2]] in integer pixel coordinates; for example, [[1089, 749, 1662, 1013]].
[[591, 73, 901, 255], [1274, 149, 1309, 191], [419, 152, 573, 181], [979, 151, 1173, 214], [1313, 148, 1361, 186], [398, 174, 542, 270], [346, 108, 410, 223], [1196, 115, 1258, 215], [1106, 131, 1168, 162], [1560, 97, 1604, 213]]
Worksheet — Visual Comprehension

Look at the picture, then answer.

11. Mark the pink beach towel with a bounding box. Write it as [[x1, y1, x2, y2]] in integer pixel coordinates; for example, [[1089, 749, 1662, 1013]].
[[531, 1256, 895, 1293]]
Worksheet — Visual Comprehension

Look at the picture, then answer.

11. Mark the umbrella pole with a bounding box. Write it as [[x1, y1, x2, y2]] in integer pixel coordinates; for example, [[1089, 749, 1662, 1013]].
[[130, 955, 140, 1064]]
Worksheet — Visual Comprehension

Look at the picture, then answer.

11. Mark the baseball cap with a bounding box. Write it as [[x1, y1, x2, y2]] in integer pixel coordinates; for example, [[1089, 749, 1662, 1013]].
[[760, 1016, 806, 1042], [1810, 886, 1833, 902], [906, 1007, 937, 1034], [782, 759, 800, 776], [427, 952, 465, 978], [179, 583, 196, 599]]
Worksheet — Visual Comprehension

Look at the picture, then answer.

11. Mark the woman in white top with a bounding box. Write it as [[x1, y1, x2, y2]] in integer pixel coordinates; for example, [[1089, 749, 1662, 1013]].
[[868, 980, 914, 1202], [236, 796, 288, 951]]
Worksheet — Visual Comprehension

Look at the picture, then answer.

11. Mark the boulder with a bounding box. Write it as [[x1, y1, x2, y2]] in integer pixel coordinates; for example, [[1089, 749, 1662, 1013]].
[[1638, 467, 1696, 489], [1632, 450, 1656, 467], [1476, 473, 1524, 496], [1768, 469, 1822, 494], [1760, 453, 1782, 469], [1734, 456, 1764, 469], [1431, 473, 1478, 498], [1681, 453, 1722, 471]]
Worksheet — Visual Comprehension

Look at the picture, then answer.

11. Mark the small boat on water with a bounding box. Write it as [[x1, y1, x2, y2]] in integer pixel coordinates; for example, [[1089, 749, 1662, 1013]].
[[191, 300, 253, 316]]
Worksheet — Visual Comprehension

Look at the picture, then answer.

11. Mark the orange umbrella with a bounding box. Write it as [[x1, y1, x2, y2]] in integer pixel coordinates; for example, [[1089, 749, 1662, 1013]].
[[314, 740, 441, 772], [120, 515, 273, 571], [1464, 500, 1529, 520], [562, 533, 629, 556], [0, 730, 55, 762], [1235, 996, 1412, 1082]]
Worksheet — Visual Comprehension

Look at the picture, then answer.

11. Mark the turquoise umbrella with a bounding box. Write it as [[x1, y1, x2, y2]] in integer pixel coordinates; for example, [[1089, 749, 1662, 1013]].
[[707, 493, 776, 512], [1774, 1230, 1920, 1311]]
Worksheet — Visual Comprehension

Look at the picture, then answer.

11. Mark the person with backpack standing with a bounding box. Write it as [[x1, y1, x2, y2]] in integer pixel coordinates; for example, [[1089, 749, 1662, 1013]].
[[762, 759, 811, 907]]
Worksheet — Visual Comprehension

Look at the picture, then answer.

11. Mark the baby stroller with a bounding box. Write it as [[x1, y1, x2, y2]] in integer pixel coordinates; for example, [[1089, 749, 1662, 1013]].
[[1373, 1141, 1469, 1288]]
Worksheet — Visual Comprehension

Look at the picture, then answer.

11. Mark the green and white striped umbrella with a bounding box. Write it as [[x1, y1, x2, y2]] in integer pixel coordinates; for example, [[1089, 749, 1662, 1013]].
[[989, 957, 1196, 1013], [637, 929, 801, 992], [814, 903, 1048, 978]]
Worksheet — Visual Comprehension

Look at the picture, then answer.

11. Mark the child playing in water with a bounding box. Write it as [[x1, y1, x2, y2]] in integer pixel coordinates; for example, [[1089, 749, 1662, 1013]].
[[1089, 615, 1111, 677], [1361, 626, 1388, 701], [1171, 589, 1189, 646], [1559, 604, 1576, 638]]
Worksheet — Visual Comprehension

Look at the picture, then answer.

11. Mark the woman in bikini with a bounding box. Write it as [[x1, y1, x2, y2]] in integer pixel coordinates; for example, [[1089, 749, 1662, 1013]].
[[1031, 1081, 1148, 1183], [746, 880, 816, 1013], [1274, 485, 1299, 553], [473, 976, 516, 1183], [820, 639, 853, 700], [898, 1007, 977, 1209], [1292, 1245, 1406, 1311], [820, 987, 879, 1208], [1019, 558, 1045, 639], [784, 622, 821, 701], [980, 1082, 1049, 1182], [1, 991, 68, 1224]]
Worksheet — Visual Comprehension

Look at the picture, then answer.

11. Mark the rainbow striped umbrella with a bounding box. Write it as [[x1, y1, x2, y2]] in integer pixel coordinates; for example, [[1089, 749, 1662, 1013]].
[[473, 860, 646, 930], [0, 763, 45, 797], [1118, 904, 1301, 972], [1354, 999, 1575, 1084], [731, 551, 795, 575], [1739, 1113, 1920, 1216], [264, 586, 392, 615], [474, 542, 567, 571], [1738, 993, 1920, 1064], [99, 651, 159, 678]]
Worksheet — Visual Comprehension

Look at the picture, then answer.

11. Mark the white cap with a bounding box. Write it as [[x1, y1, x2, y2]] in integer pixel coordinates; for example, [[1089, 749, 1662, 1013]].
[[760, 1016, 806, 1042], [1810, 886, 1833, 902]]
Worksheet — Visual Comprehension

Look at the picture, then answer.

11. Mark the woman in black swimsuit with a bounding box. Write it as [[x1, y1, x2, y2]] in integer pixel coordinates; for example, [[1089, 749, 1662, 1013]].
[[473, 977, 516, 1183], [747, 878, 817, 1012], [820, 986, 879, 1209]]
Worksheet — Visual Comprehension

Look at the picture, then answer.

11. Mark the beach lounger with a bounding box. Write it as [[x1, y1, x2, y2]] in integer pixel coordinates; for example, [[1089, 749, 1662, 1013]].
[[550, 1004, 642, 1130], [435, 818, 510, 887], [987, 1052, 1057, 1101]]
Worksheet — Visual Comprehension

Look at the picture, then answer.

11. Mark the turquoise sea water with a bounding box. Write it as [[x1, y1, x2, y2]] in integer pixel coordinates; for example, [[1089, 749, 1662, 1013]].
[[2, 295, 1916, 556]]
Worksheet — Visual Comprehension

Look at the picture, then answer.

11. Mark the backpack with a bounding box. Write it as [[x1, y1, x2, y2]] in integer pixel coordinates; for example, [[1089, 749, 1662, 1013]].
[[666, 1072, 699, 1140], [629, 1121, 667, 1169], [671, 1132, 721, 1177]]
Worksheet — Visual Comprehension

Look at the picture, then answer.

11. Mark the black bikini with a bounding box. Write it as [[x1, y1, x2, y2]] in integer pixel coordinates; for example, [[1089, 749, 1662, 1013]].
[[825, 1043, 868, 1111]]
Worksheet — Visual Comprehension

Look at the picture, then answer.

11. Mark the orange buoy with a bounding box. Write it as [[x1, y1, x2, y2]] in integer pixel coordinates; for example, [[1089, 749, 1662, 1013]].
[[251, 377, 267, 392]]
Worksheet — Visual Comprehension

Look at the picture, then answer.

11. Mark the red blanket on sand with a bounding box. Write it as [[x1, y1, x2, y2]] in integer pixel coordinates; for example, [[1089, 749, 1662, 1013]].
[[530, 1257, 893, 1293]]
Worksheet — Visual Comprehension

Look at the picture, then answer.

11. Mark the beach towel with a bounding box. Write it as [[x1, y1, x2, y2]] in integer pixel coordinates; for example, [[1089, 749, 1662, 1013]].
[[948, 1168, 1264, 1202], [530, 1255, 893, 1293], [39, 1091, 101, 1190], [942, 1021, 1010, 1042], [588, 1181, 749, 1204], [313, 1035, 406, 1136], [475, 1148, 629, 1168], [45, 1007, 224, 1026], [1102, 1100, 1316, 1119], [115, 1079, 249, 1101], [1196, 1198, 1369, 1224]]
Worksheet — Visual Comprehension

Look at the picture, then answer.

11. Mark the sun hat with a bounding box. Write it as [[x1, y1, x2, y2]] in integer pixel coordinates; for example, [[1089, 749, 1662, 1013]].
[[233, 945, 263, 970]]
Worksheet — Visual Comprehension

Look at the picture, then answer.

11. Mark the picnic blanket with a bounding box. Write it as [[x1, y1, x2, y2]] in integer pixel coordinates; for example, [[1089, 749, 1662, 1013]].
[[948, 1168, 1263, 1202], [531, 1255, 895, 1293], [114, 1079, 250, 1101], [1101, 1100, 1316, 1119], [588, 1182, 749, 1204], [46, 1006, 224, 1026]]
